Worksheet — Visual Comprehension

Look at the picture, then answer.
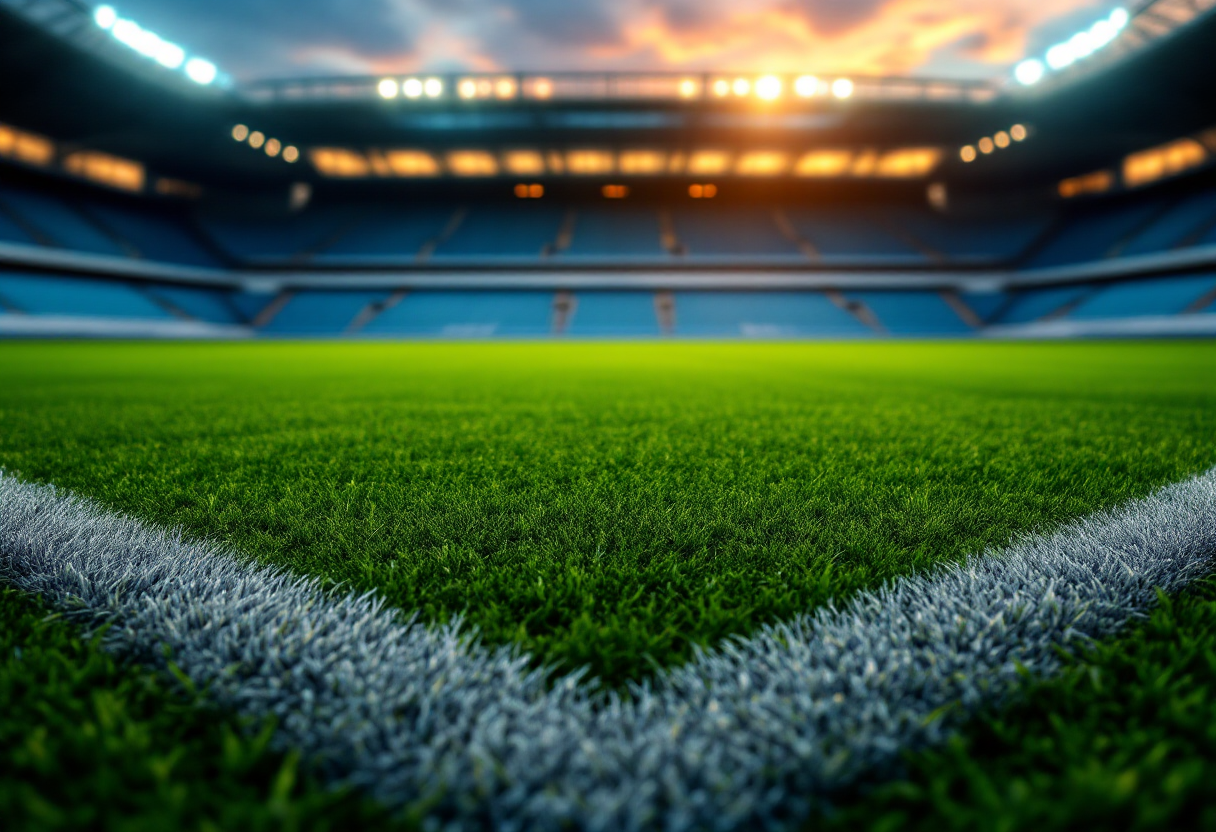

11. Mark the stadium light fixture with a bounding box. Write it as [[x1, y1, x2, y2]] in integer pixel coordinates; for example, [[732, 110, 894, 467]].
[[248, 131, 265, 150], [93, 5, 118, 29], [424, 78, 444, 98], [265, 138, 282, 158], [755, 75, 782, 101], [231, 124, 250, 142], [495, 78, 518, 99], [978, 137, 995, 154], [831, 78, 854, 99], [994, 131, 1011, 149], [378, 78, 399, 99], [283, 146, 300, 163], [794, 75, 820, 97], [711, 79, 731, 97], [459, 79, 478, 99], [403, 78, 424, 99], [1014, 59, 1045, 86], [960, 145, 977, 163], [732, 78, 751, 96], [1010, 124, 1028, 142], [184, 58, 217, 85], [678, 78, 698, 99]]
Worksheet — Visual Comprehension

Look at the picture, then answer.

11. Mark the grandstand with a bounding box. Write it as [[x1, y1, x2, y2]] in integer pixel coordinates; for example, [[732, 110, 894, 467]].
[[1, 0, 1216, 340]]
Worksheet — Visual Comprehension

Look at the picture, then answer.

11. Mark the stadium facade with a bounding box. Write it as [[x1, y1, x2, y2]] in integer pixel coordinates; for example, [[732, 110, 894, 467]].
[[1, 0, 1216, 339]]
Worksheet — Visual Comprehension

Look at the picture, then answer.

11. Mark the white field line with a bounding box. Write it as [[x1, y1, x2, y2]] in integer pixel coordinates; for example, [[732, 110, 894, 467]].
[[2, 470, 1215, 831]]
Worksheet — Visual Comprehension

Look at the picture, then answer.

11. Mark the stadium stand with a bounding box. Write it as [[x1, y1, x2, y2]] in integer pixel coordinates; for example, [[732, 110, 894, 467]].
[[316, 206, 458, 263], [0, 272, 172, 318], [431, 206, 565, 259], [260, 291, 386, 335], [561, 208, 668, 259], [361, 291, 554, 337], [847, 291, 973, 335], [672, 292, 871, 338], [567, 292, 662, 337], [88, 203, 222, 268], [0, 185, 126, 256], [143, 285, 245, 325], [988, 285, 1095, 325], [1066, 273, 1216, 319], [1022, 198, 1170, 268], [670, 207, 804, 259], [782, 210, 926, 263]]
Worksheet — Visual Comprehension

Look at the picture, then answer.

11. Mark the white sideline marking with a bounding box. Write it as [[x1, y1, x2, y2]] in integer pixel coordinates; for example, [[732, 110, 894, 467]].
[[2, 470, 1215, 830]]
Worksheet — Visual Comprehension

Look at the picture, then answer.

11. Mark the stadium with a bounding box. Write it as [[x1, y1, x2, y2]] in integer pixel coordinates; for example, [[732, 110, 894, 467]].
[[1, 0, 1215, 828]]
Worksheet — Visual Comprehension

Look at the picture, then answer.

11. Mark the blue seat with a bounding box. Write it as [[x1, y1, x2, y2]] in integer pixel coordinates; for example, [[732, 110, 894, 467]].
[[201, 208, 353, 262], [567, 293, 659, 337], [432, 207, 563, 259], [849, 292, 971, 335], [991, 286, 1094, 324], [0, 209, 34, 245], [673, 292, 870, 337], [262, 291, 386, 335], [1025, 200, 1165, 267], [672, 208, 802, 258], [1067, 274, 1216, 319], [318, 206, 456, 262], [562, 208, 667, 258], [783, 210, 924, 262], [0, 273, 172, 318], [90, 204, 221, 267], [960, 292, 1007, 323], [0, 187, 125, 256], [362, 291, 554, 337], [145, 285, 243, 324], [899, 214, 1051, 262]]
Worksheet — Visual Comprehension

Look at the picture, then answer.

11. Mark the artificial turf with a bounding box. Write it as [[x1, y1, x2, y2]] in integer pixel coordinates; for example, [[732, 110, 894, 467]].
[[0, 341, 1214, 686], [3, 339, 1216, 829]]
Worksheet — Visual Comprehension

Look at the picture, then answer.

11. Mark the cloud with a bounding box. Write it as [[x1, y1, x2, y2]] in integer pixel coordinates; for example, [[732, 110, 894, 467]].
[[101, 0, 1118, 81]]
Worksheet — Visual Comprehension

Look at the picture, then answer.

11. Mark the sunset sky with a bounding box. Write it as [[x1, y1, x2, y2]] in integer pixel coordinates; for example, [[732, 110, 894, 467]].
[[103, 0, 1123, 81]]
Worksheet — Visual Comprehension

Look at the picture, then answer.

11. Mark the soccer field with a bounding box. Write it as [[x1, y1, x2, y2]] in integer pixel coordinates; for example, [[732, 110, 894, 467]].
[[2, 340, 1216, 830]]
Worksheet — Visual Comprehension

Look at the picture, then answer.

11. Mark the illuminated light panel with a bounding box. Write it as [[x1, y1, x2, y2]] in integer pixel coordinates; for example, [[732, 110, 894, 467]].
[[378, 78, 399, 99], [667, 152, 687, 174], [602, 184, 630, 199], [1059, 169, 1114, 198], [282, 146, 300, 164], [732, 77, 751, 97], [618, 150, 667, 175], [382, 150, 440, 177], [875, 148, 942, 178], [531, 78, 554, 99], [63, 150, 145, 192], [310, 148, 372, 178], [529, 183, 544, 198], [794, 75, 820, 98], [686, 150, 731, 176], [367, 152, 392, 177], [1015, 59, 1045, 86], [978, 137, 995, 154], [566, 150, 615, 175], [265, 138, 282, 158], [711, 79, 731, 98], [1123, 138, 1208, 188], [495, 78, 518, 99], [503, 150, 546, 176], [793, 150, 853, 178], [850, 151, 878, 176], [403, 78, 424, 99], [735, 151, 789, 176], [447, 150, 499, 177], [546, 151, 565, 174], [0, 122, 55, 167], [458, 79, 478, 99], [424, 78, 443, 98], [755, 75, 782, 101], [248, 131, 265, 149], [514, 183, 530, 198], [960, 145, 978, 163], [184, 58, 217, 85], [231, 124, 250, 142], [93, 5, 117, 29], [689, 183, 719, 198], [1011, 124, 1028, 142], [678, 78, 699, 99], [831, 78, 854, 99]]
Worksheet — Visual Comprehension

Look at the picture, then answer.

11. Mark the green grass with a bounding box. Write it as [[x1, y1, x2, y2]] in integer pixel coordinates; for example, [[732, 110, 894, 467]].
[[0, 587, 407, 832], [3, 340, 1216, 830], [1, 341, 1214, 686], [812, 576, 1216, 832]]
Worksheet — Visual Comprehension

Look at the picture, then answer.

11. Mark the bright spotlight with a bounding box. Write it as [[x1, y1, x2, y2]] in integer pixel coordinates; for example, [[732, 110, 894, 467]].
[[1046, 43, 1074, 70], [458, 79, 477, 99], [732, 77, 751, 96], [1110, 8, 1130, 29], [154, 41, 185, 69], [283, 146, 300, 163], [231, 124, 249, 142], [377, 78, 399, 99], [1014, 59, 1045, 86], [495, 77, 518, 99], [978, 137, 995, 155], [794, 75, 819, 97], [424, 78, 443, 98], [678, 78, 698, 99], [403, 78, 423, 98], [248, 130, 265, 149], [755, 75, 782, 100], [711, 79, 731, 97], [994, 131, 1011, 149], [265, 138, 282, 157], [93, 5, 117, 29], [960, 145, 977, 163], [1068, 31, 1095, 59], [1090, 19, 1117, 48], [184, 58, 217, 85], [831, 78, 854, 99], [1010, 123, 1028, 142]]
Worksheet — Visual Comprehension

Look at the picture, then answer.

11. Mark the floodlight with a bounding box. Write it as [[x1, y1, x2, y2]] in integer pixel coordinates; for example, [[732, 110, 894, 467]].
[[978, 137, 995, 154], [959, 145, 977, 163], [755, 75, 782, 101], [403, 78, 423, 98], [265, 138, 282, 157], [1046, 43, 1074, 70], [185, 58, 217, 85], [1010, 124, 1028, 141], [495, 78, 518, 99], [93, 5, 117, 30], [458, 79, 478, 99], [1014, 59, 1044, 86], [831, 78, 854, 99], [231, 124, 249, 142], [1090, 19, 1117, 48], [794, 75, 819, 97], [378, 78, 399, 99], [154, 41, 185, 69], [248, 131, 265, 149], [424, 78, 443, 98], [678, 78, 698, 99], [283, 146, 300, 163], [1109, 8, 1130, 29], [732, 78, 751, 96], [1068, 31, 1095, 59], [994, 131, 1011, 149]]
